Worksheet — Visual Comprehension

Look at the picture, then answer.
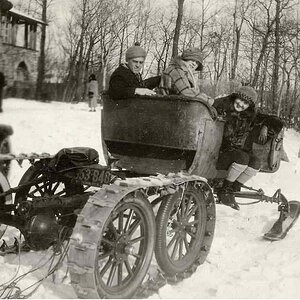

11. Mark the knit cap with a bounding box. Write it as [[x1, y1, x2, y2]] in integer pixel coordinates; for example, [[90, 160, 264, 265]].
[[237, 86, 258, 105], [181, 48, 203, 71], [125, 43, 147, 61]]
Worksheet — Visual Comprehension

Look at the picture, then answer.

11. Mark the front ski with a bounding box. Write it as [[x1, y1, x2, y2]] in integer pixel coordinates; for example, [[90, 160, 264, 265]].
[[264, 201, 300, 241]]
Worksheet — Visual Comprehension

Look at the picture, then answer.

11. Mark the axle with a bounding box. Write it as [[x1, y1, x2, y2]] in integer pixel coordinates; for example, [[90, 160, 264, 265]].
[[0, 192, 91, 230]]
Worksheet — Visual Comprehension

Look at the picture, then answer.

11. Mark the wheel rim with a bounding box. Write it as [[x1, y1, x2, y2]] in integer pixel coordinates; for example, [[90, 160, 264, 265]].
[[166, 187, 206, 264], [96, 201, 150, 293]]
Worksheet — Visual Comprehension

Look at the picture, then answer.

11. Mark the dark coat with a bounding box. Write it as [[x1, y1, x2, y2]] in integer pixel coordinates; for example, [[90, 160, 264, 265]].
[[213, 95, 256, 152], [213, 95, 285, 153], [108, 64, 160, 100]]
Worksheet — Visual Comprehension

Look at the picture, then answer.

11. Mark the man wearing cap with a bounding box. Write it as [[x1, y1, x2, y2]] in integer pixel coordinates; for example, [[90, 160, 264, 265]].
[[108, 43, 160, 100], [159, 47, 213, 105], [213, 86, 283, 210]]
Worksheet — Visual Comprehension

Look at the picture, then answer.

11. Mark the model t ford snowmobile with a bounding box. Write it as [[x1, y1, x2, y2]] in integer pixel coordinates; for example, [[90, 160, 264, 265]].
[[0, 94, 299, 298]]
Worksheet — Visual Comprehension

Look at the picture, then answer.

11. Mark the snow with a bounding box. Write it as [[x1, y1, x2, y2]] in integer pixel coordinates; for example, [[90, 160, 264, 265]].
[[1, 98, 300, 299]]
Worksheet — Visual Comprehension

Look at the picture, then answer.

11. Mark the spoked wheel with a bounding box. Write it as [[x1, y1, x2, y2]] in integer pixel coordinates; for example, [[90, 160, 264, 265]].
[[14, 160, 86, 238], [69, 189, 156, 299], [155, 181, 215, 276], [15, 160, 85, 205]]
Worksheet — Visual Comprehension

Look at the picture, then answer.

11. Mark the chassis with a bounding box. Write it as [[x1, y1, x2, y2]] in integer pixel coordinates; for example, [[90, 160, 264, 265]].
[[0, 95, 298, 298]]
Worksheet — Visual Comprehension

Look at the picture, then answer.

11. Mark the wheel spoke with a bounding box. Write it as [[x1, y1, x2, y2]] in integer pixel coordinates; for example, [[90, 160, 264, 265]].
[[54, 189, 67, 196], [30, 184, 45, 196], [124, 209, 134, 233], [99, 250, 114, 260], [108, 222, 119, 238], [180, 198, 186, 218], [99, 257, 113, 277], [171, 237, 180, 260], [130, 252, 141, 259], [107, 262, 117, 287], [183, 234, 190, 251], [130, 236, 144, 245], [117, 262, 123, 285], [47, 181, 53, 194], [124, 259, 133, 276], [187, 205, 197, 219], [118, 211, 124, 234], [184, 196, 192, 215], [127, 218, 141, 237], [51, 181, 60, 193], [179, 237, 184, 259], [167, 232, 178, 250]]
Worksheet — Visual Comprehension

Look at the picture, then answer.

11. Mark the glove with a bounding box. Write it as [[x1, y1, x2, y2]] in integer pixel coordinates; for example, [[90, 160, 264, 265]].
[[258, 125, 268, 144]]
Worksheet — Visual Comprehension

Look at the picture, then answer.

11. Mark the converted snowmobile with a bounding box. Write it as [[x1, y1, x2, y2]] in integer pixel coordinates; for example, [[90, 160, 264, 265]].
[[0, 94, 299, 299]]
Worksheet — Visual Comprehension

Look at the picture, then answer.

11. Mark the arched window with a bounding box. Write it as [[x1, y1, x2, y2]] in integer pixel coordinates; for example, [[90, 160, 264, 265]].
[[16, 61, 30, 81]]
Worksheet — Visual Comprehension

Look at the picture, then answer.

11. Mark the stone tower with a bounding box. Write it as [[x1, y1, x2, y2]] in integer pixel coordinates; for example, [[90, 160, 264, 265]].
[[0, 0, 45, 98]]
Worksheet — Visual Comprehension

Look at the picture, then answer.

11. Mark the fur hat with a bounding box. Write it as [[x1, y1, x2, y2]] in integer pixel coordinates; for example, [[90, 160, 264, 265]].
[[181, 48, 203, 71], [125, 43, 147, 61], [237, 86, 258, 105]]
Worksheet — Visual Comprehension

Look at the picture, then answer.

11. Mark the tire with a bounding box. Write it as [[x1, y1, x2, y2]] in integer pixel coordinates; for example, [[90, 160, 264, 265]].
[[69, 189, 156, 299], [155, 181, 214, 276]]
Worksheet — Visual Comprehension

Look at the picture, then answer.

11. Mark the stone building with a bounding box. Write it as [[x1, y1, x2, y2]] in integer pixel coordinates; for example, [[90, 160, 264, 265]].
[[0, 1, 45, 98]]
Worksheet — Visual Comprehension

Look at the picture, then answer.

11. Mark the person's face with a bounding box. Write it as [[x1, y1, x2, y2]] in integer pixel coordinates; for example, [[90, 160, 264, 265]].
[[234, 98, 250, 112], [127, 57, 145, 74], [187, 60, 199, 72]]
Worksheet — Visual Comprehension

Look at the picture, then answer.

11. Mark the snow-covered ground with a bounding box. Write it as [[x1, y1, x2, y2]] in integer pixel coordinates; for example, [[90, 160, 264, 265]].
[[0, 98, 300, 299]]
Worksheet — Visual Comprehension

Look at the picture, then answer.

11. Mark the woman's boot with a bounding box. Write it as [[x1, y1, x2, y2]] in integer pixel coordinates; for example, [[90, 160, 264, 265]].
[[217, 180, 240, 210]]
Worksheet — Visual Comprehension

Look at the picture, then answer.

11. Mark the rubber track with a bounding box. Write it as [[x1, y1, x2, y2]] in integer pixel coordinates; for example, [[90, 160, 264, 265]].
[[68, 173, 216, 298]]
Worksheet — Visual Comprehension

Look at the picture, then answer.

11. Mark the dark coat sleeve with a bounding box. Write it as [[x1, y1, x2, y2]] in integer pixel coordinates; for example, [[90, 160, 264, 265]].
[[212, 96, 232, 117], [144, 76, 161, 90], [108, 66, 159, 100], [108, 73, 137, 100], [254, 113, 284, 134]]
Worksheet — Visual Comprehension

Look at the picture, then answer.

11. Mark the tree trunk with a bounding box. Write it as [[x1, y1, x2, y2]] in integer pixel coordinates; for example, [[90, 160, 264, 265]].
[[273, 0, 281, 115], [172, 0, 184, 57], [230, 0, 238, 85], [251, 32, 270, 88], [35, 0, 47, 101]]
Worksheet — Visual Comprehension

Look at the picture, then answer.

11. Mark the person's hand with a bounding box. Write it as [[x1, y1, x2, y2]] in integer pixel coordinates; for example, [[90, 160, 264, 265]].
[[258, 125, 268, 144], [207, 97, 214, 106], [135, 88, 156, 96]]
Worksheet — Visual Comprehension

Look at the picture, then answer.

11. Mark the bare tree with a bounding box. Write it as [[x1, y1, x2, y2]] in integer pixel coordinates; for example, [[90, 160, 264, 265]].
[[172, 0, 184, 57], [35, 0, 49, 100]]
